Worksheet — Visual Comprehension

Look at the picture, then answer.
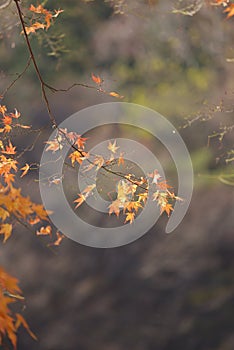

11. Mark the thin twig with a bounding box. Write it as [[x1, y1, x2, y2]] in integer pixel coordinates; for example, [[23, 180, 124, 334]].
[[0, 57, 32, 99], [13, 0, 57, 127]]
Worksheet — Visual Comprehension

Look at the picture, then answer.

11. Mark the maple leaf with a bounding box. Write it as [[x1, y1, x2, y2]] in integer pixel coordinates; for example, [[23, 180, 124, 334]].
[[148, 169, 161, 184], [116, 180, 131, 205], [160, 203, 174, 217], [0, 207, 10, 221], [109, 91, 124, 99], [28, 216, 40, 225], [2, 115, 12, 126], [74, 135, 88, 149], [0, 105, 7, 115], [29, 4, 44, 13], [137, 192, 148, 204], [152, 190, 160, 202], [45, 138, 62, 152], [224, 4, 234, 18], [11, 109, 20, 119], [20, 163, 30, 178], [124, 201, 142, 213], [0, 223, 12, 243], [69, 151, 87, 165], [74, 194, 87, 208], [94, 155, 104, 169], [36, 225, 52, 237], [44, 13, 53, 30], [15, 313, 37, 341], [2, 124, 12, 133], [157, 180, 172, 191], [24, 22, 45, 35], [108, 199, 121, 217], [117, 180, 137, 204], [51, 231, 65, 246], [125, 212, 135, 224], [108, 140, 119, 154], [118, 152, 125, 166], [32, 203, 50, 221], [2, 141, 16, 155], [210, 0, 228, 5], [4, 173, 15, 186], [91, 73, 102, 85]]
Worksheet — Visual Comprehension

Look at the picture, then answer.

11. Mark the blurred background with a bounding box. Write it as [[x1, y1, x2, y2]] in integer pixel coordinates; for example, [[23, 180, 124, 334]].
[[0, 0, 234, 349]]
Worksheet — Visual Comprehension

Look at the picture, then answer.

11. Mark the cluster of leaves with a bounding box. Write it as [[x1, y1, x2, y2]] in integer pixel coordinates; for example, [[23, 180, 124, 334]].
[[46, 129, 181, 223], [0, 104, 64, 244], [23, 4, 63, 35], [0, 103, 66, 347], [0, 267, 36, 349]]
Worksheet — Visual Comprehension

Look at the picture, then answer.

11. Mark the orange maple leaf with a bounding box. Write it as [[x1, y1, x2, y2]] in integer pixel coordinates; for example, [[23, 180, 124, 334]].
[[118, 152, 125, 166], [74, 194, 87, 208], [224, 4, 234, 18], [36, 225, 52, 237], [2, 115, 12, 125], [24, 22, 45, 35], [74, 135, 88, 149], [51, 231, 65, 246], [124, 201, 142, 213], [15, 313, 37, 341], [2, 141, 16, 155], [108, 199, 121, 217], [28, 216, 40, 225], [157, 180, 172, 191], [124, 212, 135, 224], [160, 203, 174, 217], [109, 91, 124, 99], [0, 207, 10, 221], [91, 73, 102, 85]]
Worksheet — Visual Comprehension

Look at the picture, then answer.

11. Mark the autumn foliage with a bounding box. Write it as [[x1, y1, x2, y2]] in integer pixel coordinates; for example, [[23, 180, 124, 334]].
[[0, 0, 233, 348], [0, 267, 36, 349]]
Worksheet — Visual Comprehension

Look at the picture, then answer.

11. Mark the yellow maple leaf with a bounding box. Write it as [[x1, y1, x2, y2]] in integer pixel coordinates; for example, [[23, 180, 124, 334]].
[[124, 212, 135, 224], [224, 4, 234, 18], [108, 140, 119, 154], [0, 223, 12, 243], [69, 151, 87, 165], [20, 163, 30, 177]]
